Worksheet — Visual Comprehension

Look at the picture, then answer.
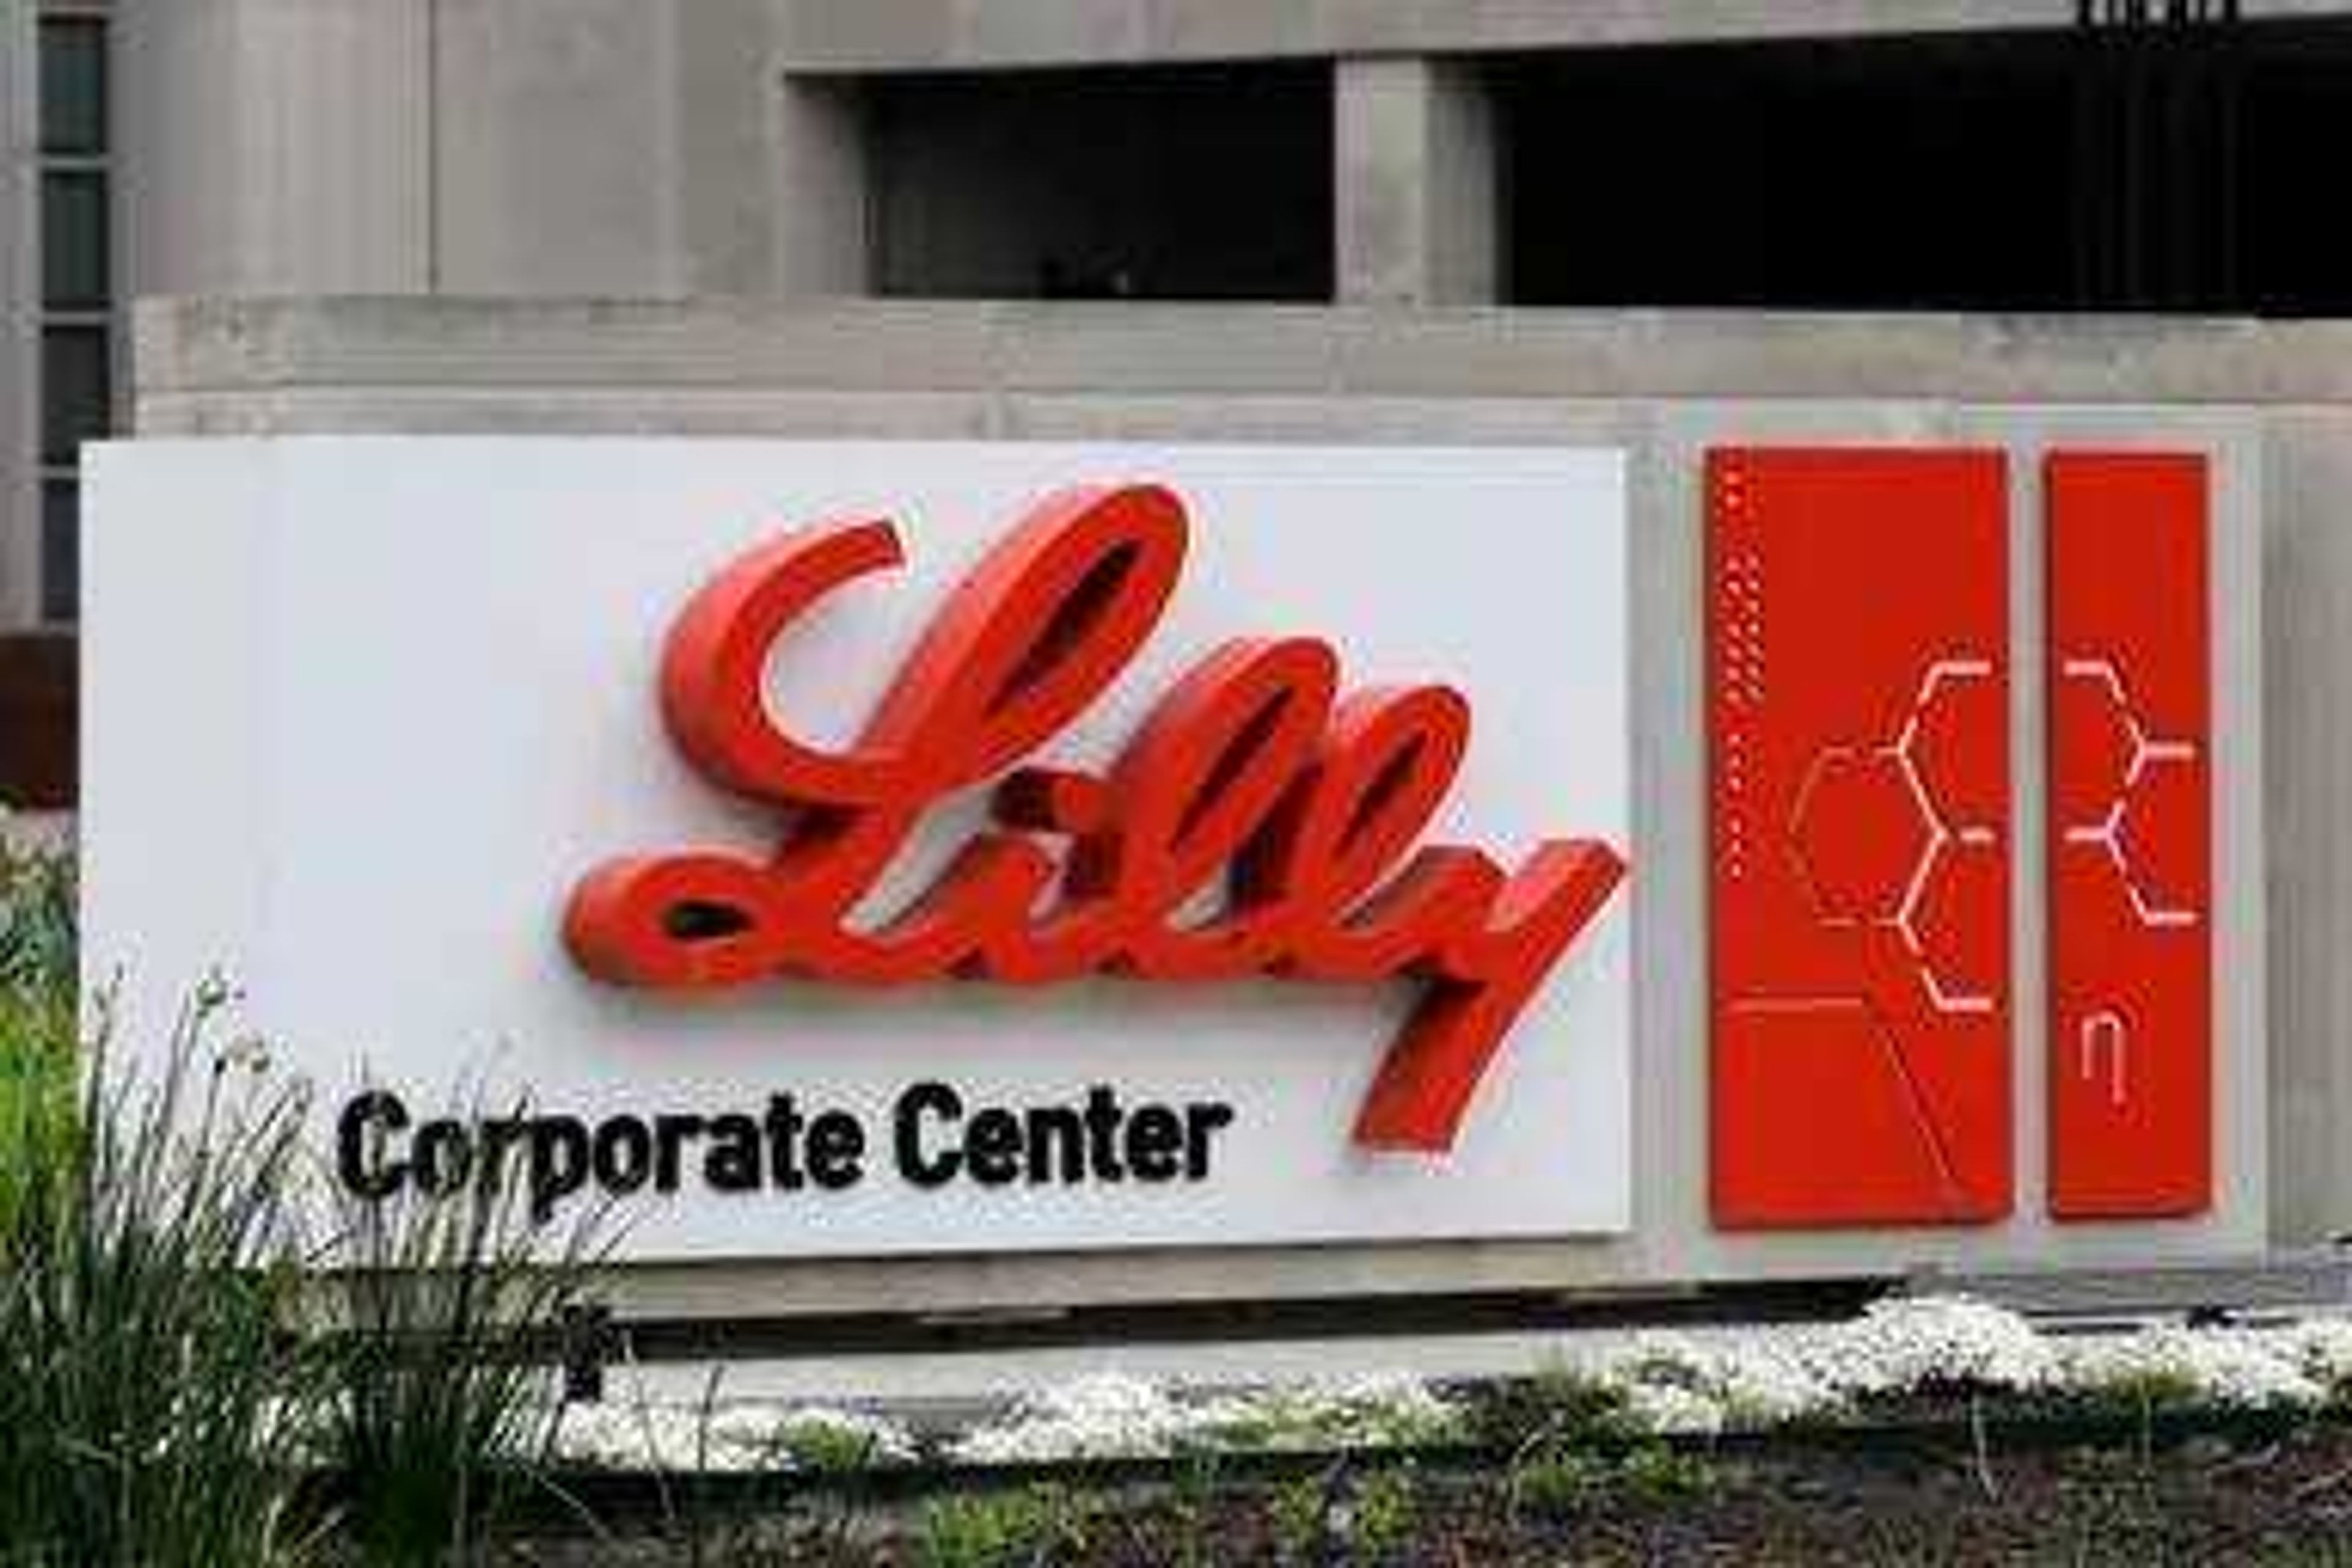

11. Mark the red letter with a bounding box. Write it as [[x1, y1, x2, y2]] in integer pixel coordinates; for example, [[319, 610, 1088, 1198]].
[[566, 485, 1186, 986]]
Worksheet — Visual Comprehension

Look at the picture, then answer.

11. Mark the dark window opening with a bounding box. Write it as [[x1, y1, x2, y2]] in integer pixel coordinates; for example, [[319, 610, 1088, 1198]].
[[39, 483, 77, 626], [40, 326, 110, 470], [870, 64, 1333, 302], [38, 9, 110, 627], [42, 169, 108, 310], [37, 17, 105, 156], [1503, 20, 2352, 317]]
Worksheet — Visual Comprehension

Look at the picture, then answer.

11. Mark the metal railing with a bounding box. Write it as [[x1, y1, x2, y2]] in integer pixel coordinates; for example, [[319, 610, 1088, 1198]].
[[2076, 1, 2244, 26]]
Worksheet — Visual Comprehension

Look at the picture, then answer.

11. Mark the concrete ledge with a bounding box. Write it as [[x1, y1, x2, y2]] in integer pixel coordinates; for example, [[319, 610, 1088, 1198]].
[[1920, 1254, 2352, 1321], [131, 298, 2352, 412], [771, 0, 2352, 75]]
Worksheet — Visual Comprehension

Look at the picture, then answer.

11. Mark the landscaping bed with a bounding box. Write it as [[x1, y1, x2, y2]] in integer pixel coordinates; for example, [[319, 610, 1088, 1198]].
[[496, 1313, 2352, 1565], [510, 1417, 2352, 1564], [12, 844, 2352, 1564]]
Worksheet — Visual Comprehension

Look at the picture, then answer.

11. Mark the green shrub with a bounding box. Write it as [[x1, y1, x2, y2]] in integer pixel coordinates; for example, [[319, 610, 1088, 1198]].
[[1268, 1469, 1336, 1565], [0, 844, 74, 1000], [1164, 1449, 1224, 1568], [0, 856, 606, 1563], [1460, 1365, 1635, 1453], [0, 846, 78, 1232], [1617, 1441, 1717, 1502], [772, 1411, 907, 1477], [0, 991, 333, 1567], [1509, 1449, 1608, 1520], [1194, 1378, 1460, 1455], [321, 1107, 604, 1564], [916, 1483, 1093, 1568], [1348, 1464, 1420, 1560]]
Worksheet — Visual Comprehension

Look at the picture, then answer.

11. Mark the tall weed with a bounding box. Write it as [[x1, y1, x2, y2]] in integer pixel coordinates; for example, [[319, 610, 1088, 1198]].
[[0, 989, 332, 1566], [0, 832, 606, 1564], [322, 1139, 603, 1562]]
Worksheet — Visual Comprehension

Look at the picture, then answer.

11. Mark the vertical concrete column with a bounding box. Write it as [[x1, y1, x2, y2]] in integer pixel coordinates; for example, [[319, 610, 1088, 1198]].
[[2264, 415, 2352, 1243], [771, 77, 870, 297], [117, 0, 431, 296], [675, 0, 780, 296], [1335, 56, 1498, 306], [0, 0, 36, 627], [432, 0, 679, 296], [433, 0, 850, 299]]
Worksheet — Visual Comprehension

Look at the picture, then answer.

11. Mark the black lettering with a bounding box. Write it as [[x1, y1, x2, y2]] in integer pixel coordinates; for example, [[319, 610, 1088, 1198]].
[[1125, 1105, 1184, 1182], [528, 1115, 590, 1222], [807, 1111, 865, 1191], [704, 1114, 763, 1192], [1083, 1085, 1126, 1182], [412, 1118, 473, 1197], [964, 1108, 1024, 1186], [894, 1082, 963, 1188], [1184, 1102, 1235, 1180], [654, 1114, 706, 1193], [477, 1114, 527, 1196], [765, 1094, 808, 1191], [336, 1091, 409, 1200], [592, 1115, 654, 1194], [1024, 1105, 1085, 1185]]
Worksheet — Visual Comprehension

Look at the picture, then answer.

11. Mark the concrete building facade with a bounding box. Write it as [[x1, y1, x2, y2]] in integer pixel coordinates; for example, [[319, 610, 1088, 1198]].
[[23, 0, 2352, 1320]]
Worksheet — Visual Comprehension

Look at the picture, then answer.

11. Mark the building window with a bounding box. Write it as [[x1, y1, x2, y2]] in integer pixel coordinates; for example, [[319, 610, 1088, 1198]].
[[36, 7, 110, 624], [37, 15, 104, 154], [869, 65, 1335, 303], [39, 482, 77, 625], [1502, 18, 2352, 317], [42, 169, 108, 310]]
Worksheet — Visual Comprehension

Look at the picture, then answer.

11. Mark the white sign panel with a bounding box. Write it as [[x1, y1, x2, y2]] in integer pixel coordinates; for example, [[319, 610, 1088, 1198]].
[[83, 439, 1631, 1261]]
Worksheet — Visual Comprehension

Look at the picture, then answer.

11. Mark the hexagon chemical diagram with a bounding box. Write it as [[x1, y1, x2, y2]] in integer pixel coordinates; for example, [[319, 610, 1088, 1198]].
[[1708, 447, 2012, 1231], [1786, 658, 2001, 1017], [2046, 450, 2212, 1220]]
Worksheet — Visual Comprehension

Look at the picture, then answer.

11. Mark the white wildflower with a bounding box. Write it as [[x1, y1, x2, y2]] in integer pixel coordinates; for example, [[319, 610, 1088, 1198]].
[[1709, 1339, 1843, 1426], [760, 1404, 919, 1469], [554, 1401, 712, 1471], [950, 1371, 1193, 1464], [1187, 1371, 1458, 1453], [1619, 1380, 1725, 1436], [1273, 1371, 1461, 1447], [2261, 1316, 2352, 1393], [1581, 1332, 1838, 1431], [2064, 1325, 2324, 1410], [1808, 1295, 2057, 1396], [698, 1403, 799, 1465]]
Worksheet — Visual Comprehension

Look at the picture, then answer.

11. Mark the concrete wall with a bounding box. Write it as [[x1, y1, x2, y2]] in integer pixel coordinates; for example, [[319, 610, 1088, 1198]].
[[127, 297, 2329, 1319], [0, 0, 34, 628], [773, 0, 2352, 73], [143, 1, 2339, 320], [116, 0, 432, 296], [115, 0, 795, 301], [138, 2, 2320, 334], [1336, 59, 1494, 306]]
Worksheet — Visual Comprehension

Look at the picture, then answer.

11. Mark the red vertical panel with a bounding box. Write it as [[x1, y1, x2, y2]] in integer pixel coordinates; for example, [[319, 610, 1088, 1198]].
[[2047, 452, 2212, 1219], [1708, 448, 2011, 1229]]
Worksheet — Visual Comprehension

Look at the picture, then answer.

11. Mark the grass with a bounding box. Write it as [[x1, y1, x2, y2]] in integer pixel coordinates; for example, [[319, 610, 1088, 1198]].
[[0, 987, 331, 1566], [0, 843, 606, 1564], [916, 1484, 1096, 1568], [321, 1123, 604, 1562]]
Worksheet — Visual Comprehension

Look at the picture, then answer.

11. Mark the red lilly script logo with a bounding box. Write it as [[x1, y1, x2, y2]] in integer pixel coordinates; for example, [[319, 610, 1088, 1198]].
[[564, 484, 1627, 1152]]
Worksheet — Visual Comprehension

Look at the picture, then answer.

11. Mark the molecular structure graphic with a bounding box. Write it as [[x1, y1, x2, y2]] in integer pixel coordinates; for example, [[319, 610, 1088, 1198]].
[[1787, 659, 2000, 1017], [2060, 657, 2200, 930]]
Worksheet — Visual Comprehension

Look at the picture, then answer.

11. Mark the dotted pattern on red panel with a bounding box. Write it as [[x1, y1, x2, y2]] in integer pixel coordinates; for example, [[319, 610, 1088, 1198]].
[[1708, 448, 2013, 1230]]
